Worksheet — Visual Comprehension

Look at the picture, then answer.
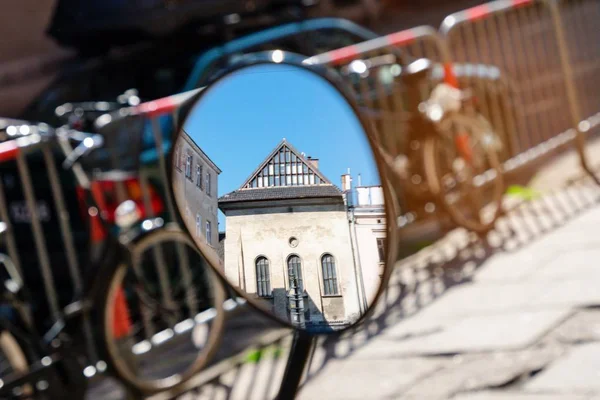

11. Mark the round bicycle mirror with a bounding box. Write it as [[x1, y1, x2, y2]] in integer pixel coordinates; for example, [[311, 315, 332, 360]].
[[171, 51, 394, 335]]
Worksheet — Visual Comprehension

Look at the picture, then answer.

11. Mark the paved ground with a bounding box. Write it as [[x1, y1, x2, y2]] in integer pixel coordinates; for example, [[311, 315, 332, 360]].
[[296, 177, 600, 399], [85, 1, 600, 396], [124, 146, 600, 400]]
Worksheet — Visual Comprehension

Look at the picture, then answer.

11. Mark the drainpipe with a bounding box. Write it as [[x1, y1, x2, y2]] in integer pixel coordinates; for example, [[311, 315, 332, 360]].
[[343, 171, 368, 315], [347, 204, 367, 315], [350, 208, 368, 313]]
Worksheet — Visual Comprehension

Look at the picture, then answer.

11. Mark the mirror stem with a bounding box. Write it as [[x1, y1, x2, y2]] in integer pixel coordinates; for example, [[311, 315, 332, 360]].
[[276, 331, 314, 400]]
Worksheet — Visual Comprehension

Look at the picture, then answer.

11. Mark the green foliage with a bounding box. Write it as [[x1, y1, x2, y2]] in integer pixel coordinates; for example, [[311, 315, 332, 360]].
[[244, 344, 284, 364], [505, 185, 541, 201], [245, 349, 263, 363]]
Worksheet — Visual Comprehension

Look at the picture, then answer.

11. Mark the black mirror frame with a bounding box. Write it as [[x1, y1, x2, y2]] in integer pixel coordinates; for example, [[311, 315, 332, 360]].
[[168, 50, 399, 336]]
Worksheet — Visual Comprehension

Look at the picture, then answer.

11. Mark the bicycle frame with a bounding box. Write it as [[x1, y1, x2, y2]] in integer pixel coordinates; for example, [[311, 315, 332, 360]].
[[0, 111, 182, 391], [0, 316, 85, 399]]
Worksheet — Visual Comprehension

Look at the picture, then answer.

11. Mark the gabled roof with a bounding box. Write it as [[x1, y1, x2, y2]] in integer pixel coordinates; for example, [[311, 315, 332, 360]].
[[238, 139, 332, 189], [218, 139, 343, 206]]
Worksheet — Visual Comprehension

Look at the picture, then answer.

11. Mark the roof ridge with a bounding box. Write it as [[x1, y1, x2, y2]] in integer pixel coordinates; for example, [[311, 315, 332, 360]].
[[218, 184, 344, 205], [218, 184, 343, 202]]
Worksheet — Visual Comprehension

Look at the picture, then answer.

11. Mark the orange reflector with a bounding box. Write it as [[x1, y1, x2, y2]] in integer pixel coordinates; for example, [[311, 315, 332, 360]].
[[455, 133, 473, 164], [113, 286, 132, 339]]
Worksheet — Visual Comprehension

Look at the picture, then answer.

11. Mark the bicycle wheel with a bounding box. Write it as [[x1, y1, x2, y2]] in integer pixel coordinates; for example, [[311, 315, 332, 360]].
[[0, 330, 32, 397], [424, 113, 505, 234], [99, 227, 227, 393]]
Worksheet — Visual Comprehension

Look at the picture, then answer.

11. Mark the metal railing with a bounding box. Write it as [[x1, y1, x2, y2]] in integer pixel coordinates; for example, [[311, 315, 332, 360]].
[[4, 0, 600, 398], [305, 0, 600, 224], [153, 1, 600, 395]]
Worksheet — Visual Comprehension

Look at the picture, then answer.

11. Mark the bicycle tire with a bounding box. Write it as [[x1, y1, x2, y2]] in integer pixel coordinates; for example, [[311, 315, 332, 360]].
[[98, 227, 227, 394], [424, 113, 505, 235]]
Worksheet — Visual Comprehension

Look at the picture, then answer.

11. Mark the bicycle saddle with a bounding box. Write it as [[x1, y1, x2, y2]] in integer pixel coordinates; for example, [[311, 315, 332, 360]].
[[400, 58, 433, 84]]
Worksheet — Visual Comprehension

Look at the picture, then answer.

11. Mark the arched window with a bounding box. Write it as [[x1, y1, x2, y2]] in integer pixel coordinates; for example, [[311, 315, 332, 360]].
[[287, 255, 303, 292], [255, 257, 271, 297], [321, 254, 339, 295]]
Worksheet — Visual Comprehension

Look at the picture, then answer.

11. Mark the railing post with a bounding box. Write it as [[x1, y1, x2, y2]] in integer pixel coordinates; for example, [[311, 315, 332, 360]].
[[546, 0, 600, 185], [275, 331, 313, 400]]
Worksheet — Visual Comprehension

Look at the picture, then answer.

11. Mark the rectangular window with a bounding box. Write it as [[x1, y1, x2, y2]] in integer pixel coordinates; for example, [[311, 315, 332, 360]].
[[199, 165, 204, 189], [376, 238, 385, 263], [185, 155, 193, 180], [206, 172, 211, 196], [206, 221, 212, 245], [196, 214, 202, 237], [174, 146, 182, 171]]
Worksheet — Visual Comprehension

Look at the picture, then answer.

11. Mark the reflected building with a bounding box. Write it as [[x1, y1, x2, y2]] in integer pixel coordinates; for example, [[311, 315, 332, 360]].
[[172, 130, 221, 254], [344, 178, 386, 305], [218, 139, 384, 331]]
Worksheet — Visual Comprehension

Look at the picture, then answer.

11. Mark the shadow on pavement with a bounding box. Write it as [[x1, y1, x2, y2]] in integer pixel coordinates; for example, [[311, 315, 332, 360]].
[[303, 176, 600, 387]]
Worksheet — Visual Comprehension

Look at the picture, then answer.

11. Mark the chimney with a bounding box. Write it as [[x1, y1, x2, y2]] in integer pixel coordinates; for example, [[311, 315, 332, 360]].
[[357, 173, 362, 187], [341, 168, 352, 191], [306, 156, 319, 169], [341, 168, 353, 206]]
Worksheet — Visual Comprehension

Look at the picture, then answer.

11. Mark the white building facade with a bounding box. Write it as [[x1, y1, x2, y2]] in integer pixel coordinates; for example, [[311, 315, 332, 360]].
[[346, 183, 386, 307], [219, 140, 385, 331]]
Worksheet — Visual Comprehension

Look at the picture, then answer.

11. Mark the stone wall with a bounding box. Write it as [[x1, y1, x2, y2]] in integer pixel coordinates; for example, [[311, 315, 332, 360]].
[[223, 203, 362, 327]]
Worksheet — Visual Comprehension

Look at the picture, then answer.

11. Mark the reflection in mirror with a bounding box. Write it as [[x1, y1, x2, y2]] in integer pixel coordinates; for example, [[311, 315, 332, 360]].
[[105, 233, 224, 388], [172, 62, 387, 333]]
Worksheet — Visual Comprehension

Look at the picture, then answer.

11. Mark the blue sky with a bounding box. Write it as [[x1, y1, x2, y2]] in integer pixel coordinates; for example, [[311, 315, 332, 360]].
[[183, 64, 380, 230]]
